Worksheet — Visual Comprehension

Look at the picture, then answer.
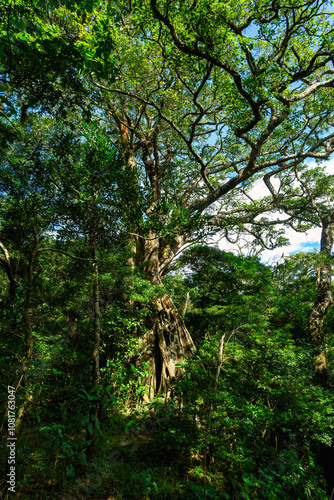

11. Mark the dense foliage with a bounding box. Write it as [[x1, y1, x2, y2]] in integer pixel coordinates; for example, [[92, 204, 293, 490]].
[[1, 1, 334, 499], [2, 241, 334, 498]]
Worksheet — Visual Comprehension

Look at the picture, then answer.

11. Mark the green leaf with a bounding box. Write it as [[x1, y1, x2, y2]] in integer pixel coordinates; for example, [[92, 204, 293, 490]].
[[81, 415, 90, 426]]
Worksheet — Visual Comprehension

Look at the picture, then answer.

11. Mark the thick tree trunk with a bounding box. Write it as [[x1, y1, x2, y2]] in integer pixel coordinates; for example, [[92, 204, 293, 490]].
[[134, 233, 195, 403], [309, 216, 334, 384], [112, 115, 196, 401], [138, 293, 195, 402]]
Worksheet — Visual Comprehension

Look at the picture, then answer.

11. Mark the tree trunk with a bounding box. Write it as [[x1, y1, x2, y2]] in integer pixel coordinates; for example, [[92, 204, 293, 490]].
[[113, 115, 196, 401], [134, 233, 195, 403], [309, 265, 332, 384], [0, 241, 16, 304], [138, 293, 195, 402], [92, 257, 101, 389], [16, 230, 40, 432], [309, 216, 334, 384], [87, 254, 101, 462], [309, 265, 333, 344]]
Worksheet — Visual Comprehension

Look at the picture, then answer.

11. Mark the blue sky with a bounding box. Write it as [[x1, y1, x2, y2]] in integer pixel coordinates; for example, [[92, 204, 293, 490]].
[[218, 160, 334, 263]]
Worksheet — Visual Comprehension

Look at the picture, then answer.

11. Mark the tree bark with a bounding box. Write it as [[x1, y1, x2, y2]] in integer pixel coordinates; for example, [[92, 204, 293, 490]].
[[103, 98, 196, 401], [92, 257, 101, 389], [87, 254, 101, 462], [310, 265, 332, 384], [86, 190, 102, 462], [16, 230, 40, 433], [309, 265, 333, 344], [138, 293, 195, 402], [134, 233, 196, 403], [0, 241, 16, 304]]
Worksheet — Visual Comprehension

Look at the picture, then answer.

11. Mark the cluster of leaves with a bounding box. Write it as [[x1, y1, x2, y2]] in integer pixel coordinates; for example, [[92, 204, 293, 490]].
[[1, 216, 334, 500], [1, 0, 334, 498], [164, 246, 334, 499]]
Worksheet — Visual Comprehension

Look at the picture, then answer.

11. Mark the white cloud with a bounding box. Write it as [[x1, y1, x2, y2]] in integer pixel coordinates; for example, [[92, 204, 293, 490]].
[[218, 159, 334, 263], [259, 226, 320, 263]]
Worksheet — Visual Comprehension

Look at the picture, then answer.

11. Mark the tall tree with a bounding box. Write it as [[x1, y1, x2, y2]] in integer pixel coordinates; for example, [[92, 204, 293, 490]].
[[250, 163, 334, 381], [0, 117, 125, 433], [84, 0, 334, 396], [280, 166, 334, 382], [3, 0, 334, 398]]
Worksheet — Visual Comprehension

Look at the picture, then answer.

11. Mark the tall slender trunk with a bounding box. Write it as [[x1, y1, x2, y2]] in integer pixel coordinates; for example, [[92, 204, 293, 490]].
[[87, 199, 101, 461], [309, 216, 334, 384], [87, 252, 101, 462], [16, 230, 40, 432], [92, 255, 101, 389]]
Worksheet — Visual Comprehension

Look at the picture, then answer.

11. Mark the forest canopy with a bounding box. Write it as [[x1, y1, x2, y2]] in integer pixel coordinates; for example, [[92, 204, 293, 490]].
[[1, 1, 334, 499]]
